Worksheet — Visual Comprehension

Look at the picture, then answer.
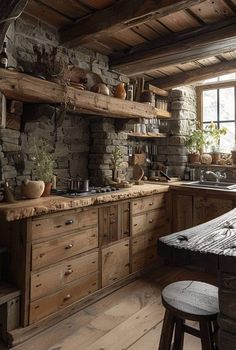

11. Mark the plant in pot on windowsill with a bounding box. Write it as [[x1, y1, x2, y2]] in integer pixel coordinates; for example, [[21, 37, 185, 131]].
[[32, 138, 55, 196], [205, 122, 228, 164], [185, 125, 207, 164]]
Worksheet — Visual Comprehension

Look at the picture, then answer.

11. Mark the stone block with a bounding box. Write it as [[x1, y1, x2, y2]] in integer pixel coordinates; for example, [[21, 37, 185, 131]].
[[2, 143, 20, 152], [158, 145, 187, 156], [168, 136, 186, 145]]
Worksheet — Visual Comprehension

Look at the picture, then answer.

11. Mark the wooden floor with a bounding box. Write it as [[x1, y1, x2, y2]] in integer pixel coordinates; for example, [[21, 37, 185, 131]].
[[6, 266, 216, 350]]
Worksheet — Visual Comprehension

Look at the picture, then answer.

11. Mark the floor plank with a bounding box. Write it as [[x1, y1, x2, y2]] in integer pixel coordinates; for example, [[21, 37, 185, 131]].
[[12, 266, 215, 350]]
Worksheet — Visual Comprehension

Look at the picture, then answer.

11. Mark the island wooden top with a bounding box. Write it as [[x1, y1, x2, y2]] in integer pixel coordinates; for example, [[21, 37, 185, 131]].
[[0, 184, 169, 221]]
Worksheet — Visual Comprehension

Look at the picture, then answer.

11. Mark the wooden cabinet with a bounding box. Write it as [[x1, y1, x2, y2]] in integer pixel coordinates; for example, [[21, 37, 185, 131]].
[[131, 192, 170, 272], [172, 193, 193, 232], [193, 196, 233, 226], [101, 239, 130, 287]]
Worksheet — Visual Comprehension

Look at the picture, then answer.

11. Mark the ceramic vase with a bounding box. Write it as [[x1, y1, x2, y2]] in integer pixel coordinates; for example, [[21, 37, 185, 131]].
[[42, 182, 53, 197], [21, 180, 45, 199], [114, 83, 126, 99]]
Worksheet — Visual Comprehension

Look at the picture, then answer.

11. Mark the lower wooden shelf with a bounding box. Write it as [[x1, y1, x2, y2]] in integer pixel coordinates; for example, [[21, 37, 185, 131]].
[[127, 132, 167, 138]]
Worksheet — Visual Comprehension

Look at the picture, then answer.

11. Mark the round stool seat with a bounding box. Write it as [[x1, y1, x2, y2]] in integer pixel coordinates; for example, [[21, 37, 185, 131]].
[[162, 280, 219, 320]]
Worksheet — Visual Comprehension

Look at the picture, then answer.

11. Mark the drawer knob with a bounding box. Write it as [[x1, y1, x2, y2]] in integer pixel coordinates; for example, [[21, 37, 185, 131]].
[[65, 243, 74, 249], [65, 219, 74, 225], [149, 202, 153, 206], [64, 294, 72, 301], [65, 268, 73, 276], [149, 219, 153, 223]]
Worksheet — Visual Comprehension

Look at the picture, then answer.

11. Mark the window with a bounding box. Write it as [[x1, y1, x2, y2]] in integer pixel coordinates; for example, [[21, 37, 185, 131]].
[[198, 75, 236, 152]]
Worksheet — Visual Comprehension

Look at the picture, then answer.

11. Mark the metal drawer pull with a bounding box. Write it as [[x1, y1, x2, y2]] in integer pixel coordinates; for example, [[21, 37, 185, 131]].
[[65, 219, 74, 225], [65, 243, 74, 249], [64, 268, 73, 276], [64, 294, 72, 301], [149, 219, 153, 223], [149, 202, 153, 206]]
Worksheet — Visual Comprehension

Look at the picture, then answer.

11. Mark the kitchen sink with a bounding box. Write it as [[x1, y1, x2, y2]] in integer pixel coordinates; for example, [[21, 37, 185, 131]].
[[182, 181, 236, 190]]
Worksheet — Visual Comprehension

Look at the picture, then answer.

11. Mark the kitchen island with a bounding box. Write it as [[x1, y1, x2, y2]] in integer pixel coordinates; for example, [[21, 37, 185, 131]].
[[158, 208, 236, 350]]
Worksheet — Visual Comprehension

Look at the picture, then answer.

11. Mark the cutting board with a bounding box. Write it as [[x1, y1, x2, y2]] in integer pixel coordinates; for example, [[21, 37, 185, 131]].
[[133, 165, 144, 181]]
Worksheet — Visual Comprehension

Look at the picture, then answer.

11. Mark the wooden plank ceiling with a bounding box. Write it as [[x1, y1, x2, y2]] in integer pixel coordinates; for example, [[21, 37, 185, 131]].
[[23, 0, 236, 88]]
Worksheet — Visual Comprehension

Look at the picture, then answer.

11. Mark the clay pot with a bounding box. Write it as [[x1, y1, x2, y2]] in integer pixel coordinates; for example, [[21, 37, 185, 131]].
[[188, 153, 200, 164], [114, 83, 126, 99], [211, 152, 221, 164], [21, 180, 45, 199], [140, 90, 155, 105], [231, 150, 236, 164], [42, 182, 52, 197], [91, 83, 110, 96]]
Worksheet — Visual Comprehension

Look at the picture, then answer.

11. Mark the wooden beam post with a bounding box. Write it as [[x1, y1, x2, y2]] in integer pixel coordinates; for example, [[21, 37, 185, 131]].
[[110, 17, 236, 76], [0, 0, 29, 49], [149, 59, 236, 89], [60, 0, 205, 48], [0, 93, 7, 128]]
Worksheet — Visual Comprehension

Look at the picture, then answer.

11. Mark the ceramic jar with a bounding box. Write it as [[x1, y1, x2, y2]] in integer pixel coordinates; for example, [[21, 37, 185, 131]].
[[114, 83, 126, 99], [21, 180, 45, 199]]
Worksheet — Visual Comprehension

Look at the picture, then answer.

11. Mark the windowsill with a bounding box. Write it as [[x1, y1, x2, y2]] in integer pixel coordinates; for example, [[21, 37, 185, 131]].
[[189, 163, 236, 169]]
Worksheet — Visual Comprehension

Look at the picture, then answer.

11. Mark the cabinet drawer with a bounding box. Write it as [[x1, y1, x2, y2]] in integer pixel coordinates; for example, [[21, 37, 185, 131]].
[[32, 226, 98, 270], [132, 227, 167, 255], [29, 272, 98, 324], [30, 251, 98, 301], [132, 246, 159, 272], [102, 240, 130, 288], [32, 208, 98, 240], [132, 194, 165, 215], [132, 208, 166, 236]]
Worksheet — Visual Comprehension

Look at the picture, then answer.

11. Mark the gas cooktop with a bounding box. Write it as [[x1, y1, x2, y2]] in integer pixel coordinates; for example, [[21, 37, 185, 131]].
[[52, 186, 120, 198]]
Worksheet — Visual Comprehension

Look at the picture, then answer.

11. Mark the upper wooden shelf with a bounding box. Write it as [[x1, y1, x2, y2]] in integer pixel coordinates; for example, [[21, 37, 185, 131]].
[[0, 69, 171, 120]]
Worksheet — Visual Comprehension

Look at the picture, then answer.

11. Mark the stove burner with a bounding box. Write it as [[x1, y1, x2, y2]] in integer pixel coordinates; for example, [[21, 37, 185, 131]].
[[52, 186, 120, 198]]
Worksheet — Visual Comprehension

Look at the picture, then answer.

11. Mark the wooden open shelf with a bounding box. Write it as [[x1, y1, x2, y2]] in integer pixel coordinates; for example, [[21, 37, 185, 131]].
[[0, 69, 171, 120], [127, 132, 167, 139], [155, 108, 171, 118]]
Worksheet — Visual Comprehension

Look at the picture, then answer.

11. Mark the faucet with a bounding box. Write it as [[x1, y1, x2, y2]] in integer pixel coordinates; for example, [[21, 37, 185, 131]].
[[205, 170, 226, 183]]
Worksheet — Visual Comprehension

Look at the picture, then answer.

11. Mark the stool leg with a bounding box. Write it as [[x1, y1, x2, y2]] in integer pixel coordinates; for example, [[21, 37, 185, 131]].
[[199, 320, 215, 350], [159, 310, 176, 350], [172, 318, 184, 350]]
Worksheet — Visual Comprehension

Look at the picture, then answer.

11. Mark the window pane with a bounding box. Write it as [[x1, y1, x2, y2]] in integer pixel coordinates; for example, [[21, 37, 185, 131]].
[[219, 122, 235, 152], [219, 73, 236, 81], [203, 90, 217, 122], [219, 87, 235, 121], [204, 77, 218, 83]]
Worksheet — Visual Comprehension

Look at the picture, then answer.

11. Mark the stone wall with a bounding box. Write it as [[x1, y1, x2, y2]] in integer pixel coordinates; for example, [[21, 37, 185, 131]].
[[0, 16, 129, 189]]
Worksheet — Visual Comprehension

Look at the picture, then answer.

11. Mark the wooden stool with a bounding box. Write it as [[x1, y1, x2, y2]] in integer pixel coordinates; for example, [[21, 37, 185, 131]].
[[159, 281, 219, 350]]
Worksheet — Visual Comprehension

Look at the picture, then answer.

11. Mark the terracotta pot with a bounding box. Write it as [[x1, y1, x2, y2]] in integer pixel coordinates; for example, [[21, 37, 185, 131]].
[[188, 153, 200, 164], [231, 150, 236, 164], [21, 180, 45, 199], [42, 182, 52, 197], [114, 83, 126, 99], [211, 152, 221, 164]]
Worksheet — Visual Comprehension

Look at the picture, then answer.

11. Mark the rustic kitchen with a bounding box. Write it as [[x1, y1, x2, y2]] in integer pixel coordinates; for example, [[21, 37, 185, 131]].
[[1, 1, 236, 349]]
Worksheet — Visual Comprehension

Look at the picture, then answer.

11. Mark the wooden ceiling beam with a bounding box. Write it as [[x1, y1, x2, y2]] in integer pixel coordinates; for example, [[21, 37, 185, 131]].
[[149, 59, 236, 89], [0, 0, 29, 49], [60, 0, 205, 48], [110, 17, 236, 76]]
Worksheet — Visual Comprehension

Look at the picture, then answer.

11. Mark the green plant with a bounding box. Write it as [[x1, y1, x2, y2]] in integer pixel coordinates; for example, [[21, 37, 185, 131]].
[[205, 122, 227, 152], [32, 138, 55, 183], [110, 146, 124, 180], [185, 122, 207, 154]]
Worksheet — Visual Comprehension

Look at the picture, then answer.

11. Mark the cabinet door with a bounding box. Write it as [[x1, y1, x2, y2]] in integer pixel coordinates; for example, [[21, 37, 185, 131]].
[[172, 193, 193, 232], [193, 196, 233, 226], [99, 203, 130, 246], [101, 240, 130, 287]]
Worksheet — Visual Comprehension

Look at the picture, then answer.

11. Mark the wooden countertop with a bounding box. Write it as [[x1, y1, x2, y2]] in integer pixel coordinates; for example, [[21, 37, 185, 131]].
[[0, 184, 169, 221]]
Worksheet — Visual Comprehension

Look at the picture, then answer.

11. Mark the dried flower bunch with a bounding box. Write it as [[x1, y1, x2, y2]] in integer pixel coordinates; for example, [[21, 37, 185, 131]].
[[32, 138, 55, 183]]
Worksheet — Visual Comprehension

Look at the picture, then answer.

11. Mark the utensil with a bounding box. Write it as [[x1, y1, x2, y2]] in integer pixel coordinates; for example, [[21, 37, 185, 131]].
[[80, 179, 89, 192], [68, 179, 80, 191]]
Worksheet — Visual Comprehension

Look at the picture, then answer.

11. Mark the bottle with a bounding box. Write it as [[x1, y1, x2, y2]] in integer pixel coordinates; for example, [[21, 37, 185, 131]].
[[184, 164, 190, 180], [0, 42, 8, 69]]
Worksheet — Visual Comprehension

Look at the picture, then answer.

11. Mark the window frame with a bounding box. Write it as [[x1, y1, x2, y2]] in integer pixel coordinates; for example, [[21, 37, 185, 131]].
[[197, 80, 236, 148]]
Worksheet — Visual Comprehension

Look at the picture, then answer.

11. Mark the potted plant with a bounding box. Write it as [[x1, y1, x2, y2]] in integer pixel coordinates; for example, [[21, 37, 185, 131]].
[[32, 138, 55, 196], [110, 146, 125, 181], [185, 123, 207, 164], [205, 122, 227, 164]]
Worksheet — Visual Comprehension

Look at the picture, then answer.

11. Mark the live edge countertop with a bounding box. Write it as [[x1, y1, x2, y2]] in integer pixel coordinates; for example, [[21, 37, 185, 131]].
[[0, 184, 170, 222]]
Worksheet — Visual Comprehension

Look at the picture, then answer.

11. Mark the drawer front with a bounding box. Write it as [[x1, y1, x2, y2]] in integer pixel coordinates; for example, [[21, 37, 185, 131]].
[[32, 208, 98, 240], [102, 240, 130, 288], [32, 226, 98, 270], [132, 208, 166, 236], [132, 194, 165, 215], [132, 227, 167, 255], [29, 272, 98, 324], [220, 273, 236, 290], [30, 251, 98, 301]]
